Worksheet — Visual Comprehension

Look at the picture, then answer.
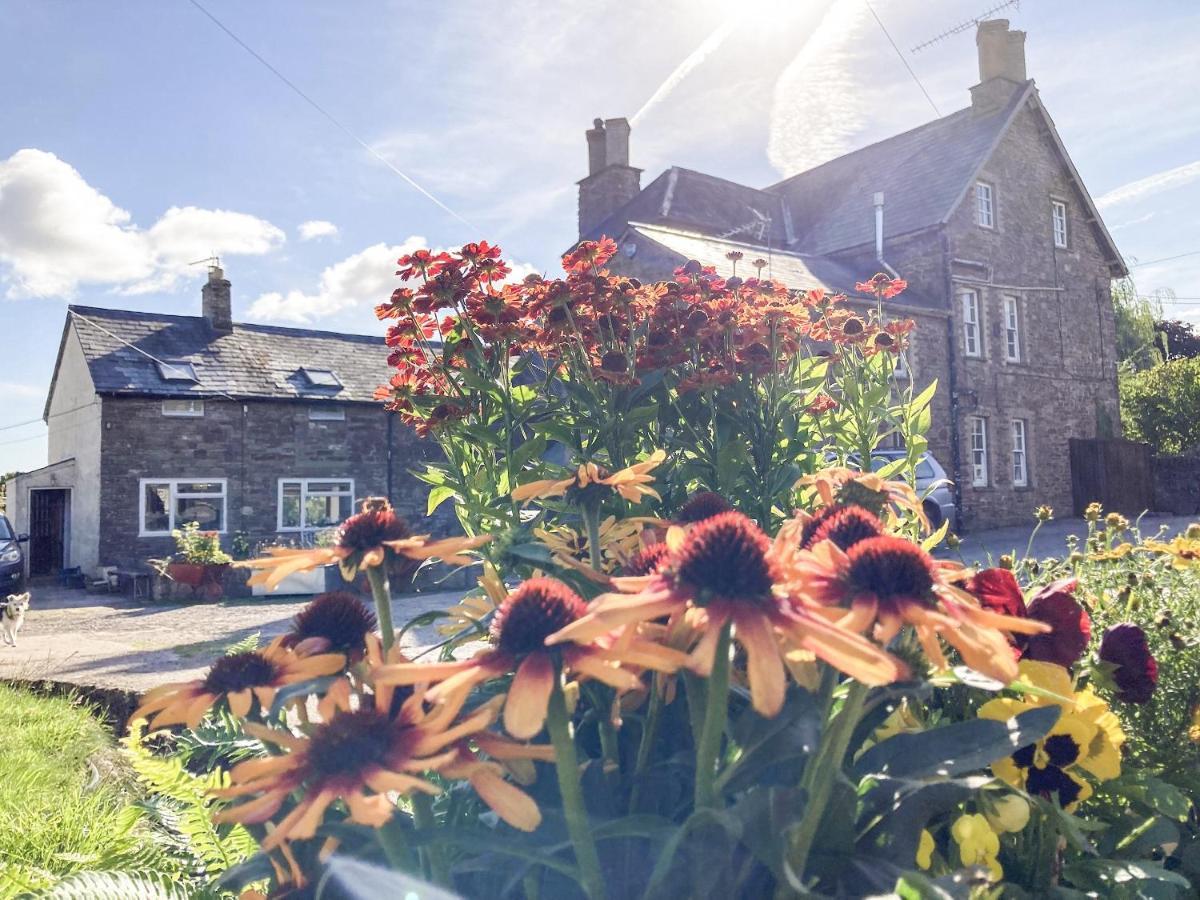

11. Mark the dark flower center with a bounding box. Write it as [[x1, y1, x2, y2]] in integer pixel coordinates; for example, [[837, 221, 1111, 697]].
[[307, 708, 396, 780], [1025, 763, 1082, 807], [803, 504, 883, 552], [1044, 734, 1081, 767], [623, 543, 671, 577], [599, 350, 626, 372], [492, 578, 588, 657], [674, 511, 777, 607], [1011, 743, 1036, 769], [844, 536, 936, 611], [337, 500, 412, 553], [204, 652, 279, 694], [843, 316, 865, 335], [676, 491, 733, 524], [291, 592, 377, 653]]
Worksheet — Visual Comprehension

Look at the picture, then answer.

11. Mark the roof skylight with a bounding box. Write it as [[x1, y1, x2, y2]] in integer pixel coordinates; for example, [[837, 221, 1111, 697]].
[[157, 360, 198, 382], [300, 367, 342, 388]]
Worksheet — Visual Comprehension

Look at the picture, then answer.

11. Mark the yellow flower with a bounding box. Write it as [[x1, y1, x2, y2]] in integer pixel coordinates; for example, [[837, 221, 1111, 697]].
[[1088, 541, 1134, 561], [535, 515, 646, 576], [512, 449, 666, 504], [857, 699, 923, 759], [916, 829, 935, 870], [1035, 505, 1054, 522], [796, 467, 929, 531], [436, 562, 507, 639], [984, 794, 1030, 834], [951, 814, 1002, 879], [1144, 535, 1200, 569]]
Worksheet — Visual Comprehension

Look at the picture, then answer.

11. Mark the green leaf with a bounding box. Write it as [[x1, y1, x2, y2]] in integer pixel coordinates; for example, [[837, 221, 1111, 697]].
[[268, 675, 340, 719], [1107, 772, 1193, 822], [426, 484, 457, 516], [853, 705, 1060, 781], [641, 808, 742, 900]]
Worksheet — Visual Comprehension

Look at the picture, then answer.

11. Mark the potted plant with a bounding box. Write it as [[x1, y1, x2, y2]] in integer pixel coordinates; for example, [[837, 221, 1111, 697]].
[[163, 523, 232, 600]]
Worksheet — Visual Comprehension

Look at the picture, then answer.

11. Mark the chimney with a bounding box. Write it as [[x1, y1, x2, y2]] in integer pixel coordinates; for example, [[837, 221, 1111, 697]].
[[201, 263, 233, 332], [970, 19, 1027, 115], [577, 117, 642, 238]]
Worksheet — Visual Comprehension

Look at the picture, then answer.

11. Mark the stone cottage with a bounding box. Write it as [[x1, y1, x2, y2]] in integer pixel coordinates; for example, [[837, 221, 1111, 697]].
[[576, 20, 1127, 529], [8, 265, 440, 580]]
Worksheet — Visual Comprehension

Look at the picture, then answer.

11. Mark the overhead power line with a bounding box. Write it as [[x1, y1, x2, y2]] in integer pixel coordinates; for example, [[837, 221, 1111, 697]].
[[864, 0, 941, 117], [1128, 249, 1200, 269], [184, 0, 476, 232]]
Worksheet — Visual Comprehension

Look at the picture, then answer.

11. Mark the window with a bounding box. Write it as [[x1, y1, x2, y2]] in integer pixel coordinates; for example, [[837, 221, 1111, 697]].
[[969, 417, 988, 487], [139, 479, 226, 536], [1052, 200, 1068, 248], [1012, 420, 1029, 487], [1003, 296, 1021, 362], [157, 360, 197, 382], [308, 405, 345, 421], [892, 349, 910, 381], [975, 182, 994, 228], [278, 479, 355, 532], [162, 398, 205, 417], [960, 289, 982, 357], [300, 367, 342, 388]]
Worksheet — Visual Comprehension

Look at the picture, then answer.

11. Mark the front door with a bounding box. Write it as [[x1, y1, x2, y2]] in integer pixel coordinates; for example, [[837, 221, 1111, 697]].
[[29, 489, 68, 576]]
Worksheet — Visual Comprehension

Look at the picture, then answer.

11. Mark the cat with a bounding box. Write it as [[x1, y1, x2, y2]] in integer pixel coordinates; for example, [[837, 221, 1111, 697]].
[[1, 592, 31, 647]]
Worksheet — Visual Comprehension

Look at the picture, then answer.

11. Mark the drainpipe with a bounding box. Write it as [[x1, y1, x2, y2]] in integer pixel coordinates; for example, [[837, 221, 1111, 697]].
[[386, 411, 395, 506], [874, 192, 901, 278], [940, 229, 965, 534]]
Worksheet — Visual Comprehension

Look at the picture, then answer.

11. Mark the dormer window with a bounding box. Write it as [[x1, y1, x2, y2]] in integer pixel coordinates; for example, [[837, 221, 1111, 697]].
[[300, 367, 342, 388], [157, 360, 197, 382], [975, 182, 995, 229]]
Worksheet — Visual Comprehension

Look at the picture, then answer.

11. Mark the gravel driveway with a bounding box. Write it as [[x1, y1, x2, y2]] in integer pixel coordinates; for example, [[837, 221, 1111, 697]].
[[0, 587, 465, 693]]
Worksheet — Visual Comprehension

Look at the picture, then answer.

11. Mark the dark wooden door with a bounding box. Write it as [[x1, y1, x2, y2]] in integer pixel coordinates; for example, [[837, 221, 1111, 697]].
[[1069, 439, 1154, 517], [29, 489, 67, 576]]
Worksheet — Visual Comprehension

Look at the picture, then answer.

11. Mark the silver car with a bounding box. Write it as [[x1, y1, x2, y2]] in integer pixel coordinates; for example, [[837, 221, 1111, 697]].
[[870, 450, 957, 530]]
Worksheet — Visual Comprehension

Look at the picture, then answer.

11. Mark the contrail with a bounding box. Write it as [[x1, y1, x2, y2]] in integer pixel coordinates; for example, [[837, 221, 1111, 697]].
[[1097, 159, 1200, 209], [632, 19, 737, 125]]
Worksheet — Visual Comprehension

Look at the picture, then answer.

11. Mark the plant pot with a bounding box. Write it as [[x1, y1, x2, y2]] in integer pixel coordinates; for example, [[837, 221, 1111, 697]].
[[166, 562, 207, 587], [165, 562, 230, 601]]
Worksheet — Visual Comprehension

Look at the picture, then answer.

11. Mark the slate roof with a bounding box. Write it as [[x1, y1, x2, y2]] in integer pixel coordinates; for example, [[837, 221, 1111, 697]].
[[587, 167, 792, 246], [766, 85, 1032, 254], [626, 222, 942, 310], [65, 306, 391, 404]]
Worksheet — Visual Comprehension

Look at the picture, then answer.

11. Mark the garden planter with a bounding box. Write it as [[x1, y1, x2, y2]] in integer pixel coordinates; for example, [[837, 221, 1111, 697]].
[[165, 562, 206, 586], [160, 562, 230, 601]]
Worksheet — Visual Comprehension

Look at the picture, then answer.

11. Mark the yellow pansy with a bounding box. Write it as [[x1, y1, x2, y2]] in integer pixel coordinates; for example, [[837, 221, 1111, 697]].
[[916, 829, 935, 870], [951, 814, 1002, 879]]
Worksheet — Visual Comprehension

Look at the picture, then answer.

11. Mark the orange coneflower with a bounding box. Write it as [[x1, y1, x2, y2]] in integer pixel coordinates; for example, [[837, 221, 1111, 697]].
[[793, 535, 1050, 683], [511, 450, 666, 505], [132, 639, 346, 731], [798, 467, 929, 531], [796, 503, 885, 553], [212, 684, 499, 850], [285, 591, 377, 658], [374, 577, 687, 739], [237, 497, 489, 590], [547, 511, 908, 718]]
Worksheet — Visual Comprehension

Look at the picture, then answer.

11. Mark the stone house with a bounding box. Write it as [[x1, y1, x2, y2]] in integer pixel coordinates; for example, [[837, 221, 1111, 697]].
[[8, 265, 441, 580], [575, 20, 1127, 530]]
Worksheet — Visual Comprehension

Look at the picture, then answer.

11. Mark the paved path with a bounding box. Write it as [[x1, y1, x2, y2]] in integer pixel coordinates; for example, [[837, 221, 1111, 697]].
[[0, 587, 465, 694], [941, 512, 1196, 567]]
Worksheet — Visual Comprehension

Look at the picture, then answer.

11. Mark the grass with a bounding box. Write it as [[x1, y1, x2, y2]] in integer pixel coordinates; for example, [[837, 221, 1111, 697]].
[[0, 684, 169, 896]]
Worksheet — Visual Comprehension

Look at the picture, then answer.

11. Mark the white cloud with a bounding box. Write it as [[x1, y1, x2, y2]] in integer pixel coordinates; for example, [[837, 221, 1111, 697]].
[[0, 149, 284, 299], [767, 0, 873, 176], [0, 382, 44, 399], [1096, 159, 1200, 208], [298, 219, 339, 241], [249, 239, 540, 325]]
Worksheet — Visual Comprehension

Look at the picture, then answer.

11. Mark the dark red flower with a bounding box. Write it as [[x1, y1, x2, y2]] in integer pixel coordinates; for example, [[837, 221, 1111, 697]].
[[1099, 624, 1158, 704], [1022, 578, 1090, 668], [676, 491, 733, 524], [967, 568, 1027, 619], [622, 543, 671, 577]]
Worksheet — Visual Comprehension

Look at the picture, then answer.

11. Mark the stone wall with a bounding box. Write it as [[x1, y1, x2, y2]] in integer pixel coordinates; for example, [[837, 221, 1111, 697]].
[[1153, 455, 1200, 516], [97, 397, 457, 577]]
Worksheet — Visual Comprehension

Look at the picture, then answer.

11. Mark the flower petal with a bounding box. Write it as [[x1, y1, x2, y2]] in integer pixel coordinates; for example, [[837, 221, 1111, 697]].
[[504, 653, 556, 740], [470, 768, 542, 832]]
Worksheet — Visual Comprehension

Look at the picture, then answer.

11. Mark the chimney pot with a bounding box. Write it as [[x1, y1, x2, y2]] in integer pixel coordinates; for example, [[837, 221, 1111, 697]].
[[976, 19, 1026, 83], [603, 117, 631, 168], [586, 119, 607, 175], [202, 265, 233, 332]]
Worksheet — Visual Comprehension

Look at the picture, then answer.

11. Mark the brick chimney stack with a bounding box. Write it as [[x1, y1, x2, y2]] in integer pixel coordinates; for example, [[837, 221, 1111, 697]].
[[970, 19, 1027, 115], [577, 117, 641, 238], [201, 263, 233, 332]]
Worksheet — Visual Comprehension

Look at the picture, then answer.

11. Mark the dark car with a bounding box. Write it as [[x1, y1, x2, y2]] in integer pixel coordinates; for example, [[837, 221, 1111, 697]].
[[0, 515, 29, 593]]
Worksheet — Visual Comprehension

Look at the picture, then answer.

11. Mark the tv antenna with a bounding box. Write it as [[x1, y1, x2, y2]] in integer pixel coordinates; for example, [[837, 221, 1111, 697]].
[[911, 0, 1020, 53], [188, 255, 222, 272]]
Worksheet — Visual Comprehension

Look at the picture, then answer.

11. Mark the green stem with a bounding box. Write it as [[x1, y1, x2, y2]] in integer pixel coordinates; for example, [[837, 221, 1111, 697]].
[[366, 566, 395, 656], [546, 671, 606, 900], [694, 621, 733, 809], [788, 681, 870, 882], [377, 815, 417, 872], [582, 501, 604, 572], [629, 674, 665, 813], [411, 792, 450, 885]]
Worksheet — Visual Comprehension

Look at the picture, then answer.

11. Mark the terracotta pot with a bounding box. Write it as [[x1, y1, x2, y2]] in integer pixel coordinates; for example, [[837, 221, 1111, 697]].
[[166, 562, 207, 586]]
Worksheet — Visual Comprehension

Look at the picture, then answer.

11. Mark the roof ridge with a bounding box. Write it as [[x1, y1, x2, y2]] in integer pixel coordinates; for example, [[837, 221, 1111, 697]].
[[68, 304, 384, 344]]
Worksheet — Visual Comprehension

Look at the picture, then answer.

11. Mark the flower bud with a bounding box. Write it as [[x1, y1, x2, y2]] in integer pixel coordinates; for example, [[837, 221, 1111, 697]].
[[985, 794, 1031, 834]]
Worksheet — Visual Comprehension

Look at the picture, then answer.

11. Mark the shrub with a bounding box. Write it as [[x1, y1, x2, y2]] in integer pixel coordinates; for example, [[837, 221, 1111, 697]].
[[1120, 355, 1200, 454]]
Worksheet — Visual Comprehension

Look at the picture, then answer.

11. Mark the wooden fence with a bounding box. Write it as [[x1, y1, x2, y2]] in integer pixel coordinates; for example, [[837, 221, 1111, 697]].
[[1068, 438, 1154, 517]]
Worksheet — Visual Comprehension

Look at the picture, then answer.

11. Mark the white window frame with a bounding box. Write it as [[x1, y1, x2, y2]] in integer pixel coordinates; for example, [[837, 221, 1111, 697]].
[[960, 289, 982, 358], [1012, 419, 1029, 487], [1003, 295, 1021, 363], [162, 398, 205, 417], [975, 182, 995, 229], [1051, 200, 1068, 248], [277, 478, 356, 532], [308, 405, 346, 422], [970, 417, 989, 487], [139, 478, 228, 537]]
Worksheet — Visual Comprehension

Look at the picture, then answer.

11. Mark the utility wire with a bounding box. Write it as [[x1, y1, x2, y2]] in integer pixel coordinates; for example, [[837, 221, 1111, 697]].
[[184, 0, 476, 232], [864, 0, 941, 117], [0, 401, 99, 433], [1128, 249, 1200, 269]]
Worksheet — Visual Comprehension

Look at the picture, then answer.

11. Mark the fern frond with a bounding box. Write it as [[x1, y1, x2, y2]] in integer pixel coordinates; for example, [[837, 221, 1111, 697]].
[[224, 632, 261, 656], [36, 869, 218, 900]]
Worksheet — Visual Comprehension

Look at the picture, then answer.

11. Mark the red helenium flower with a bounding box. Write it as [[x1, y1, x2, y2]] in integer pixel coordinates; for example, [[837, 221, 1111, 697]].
[[967, 568, 1027, 620], [1022, 578, 1090, 668], [1099, 623, 1158, 704]]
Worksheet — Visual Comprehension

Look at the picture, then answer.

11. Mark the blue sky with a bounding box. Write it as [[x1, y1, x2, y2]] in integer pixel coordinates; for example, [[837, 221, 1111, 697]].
[[3, 0, 1199, 473]]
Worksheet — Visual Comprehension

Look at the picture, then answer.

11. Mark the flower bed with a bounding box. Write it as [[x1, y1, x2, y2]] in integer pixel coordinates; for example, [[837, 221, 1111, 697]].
[[124, 241, 1199, 898]]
